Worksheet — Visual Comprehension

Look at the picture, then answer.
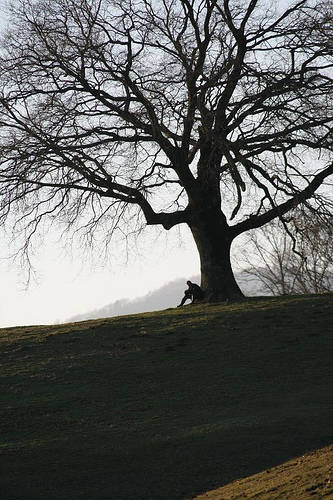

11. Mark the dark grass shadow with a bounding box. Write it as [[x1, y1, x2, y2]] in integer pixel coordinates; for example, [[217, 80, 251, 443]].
[[1, 410, 332, 500], [1, 294, 333, 499]]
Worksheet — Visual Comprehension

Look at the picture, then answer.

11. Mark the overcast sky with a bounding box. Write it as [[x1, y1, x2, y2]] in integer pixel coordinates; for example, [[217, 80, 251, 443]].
[[0, 1, 252, 328], [0, 2, 201, 328], [1, 221, 205, 327], [0, 2, 232, 328]]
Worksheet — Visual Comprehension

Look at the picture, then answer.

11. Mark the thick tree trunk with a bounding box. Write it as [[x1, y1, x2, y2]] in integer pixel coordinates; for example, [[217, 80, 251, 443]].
[[189, 209, 244, 302]]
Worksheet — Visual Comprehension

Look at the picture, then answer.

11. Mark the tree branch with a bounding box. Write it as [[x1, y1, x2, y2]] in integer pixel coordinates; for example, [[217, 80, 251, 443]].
[[231, 162, 333, 237]]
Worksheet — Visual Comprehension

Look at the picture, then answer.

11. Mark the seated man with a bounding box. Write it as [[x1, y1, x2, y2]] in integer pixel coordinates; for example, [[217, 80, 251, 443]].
[[178, 280, 204, 307]]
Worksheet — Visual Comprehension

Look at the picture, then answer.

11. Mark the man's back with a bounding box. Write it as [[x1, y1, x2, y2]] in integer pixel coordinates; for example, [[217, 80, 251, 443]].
[[188, 282, 204, 301]]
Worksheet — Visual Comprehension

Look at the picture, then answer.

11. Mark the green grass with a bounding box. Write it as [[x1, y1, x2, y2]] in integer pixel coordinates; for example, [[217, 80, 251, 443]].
[[1, 294, 332, 499]]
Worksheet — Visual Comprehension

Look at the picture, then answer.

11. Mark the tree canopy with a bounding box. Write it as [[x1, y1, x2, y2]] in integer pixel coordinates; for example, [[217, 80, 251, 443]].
[[0, 0, 332, 298]]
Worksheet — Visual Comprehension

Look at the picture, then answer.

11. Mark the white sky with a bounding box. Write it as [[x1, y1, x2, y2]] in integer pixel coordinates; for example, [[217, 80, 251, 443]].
[[0, 2, 200, 328], [0, 0, 318, 327], [0, 223, 202, 327], [0, 1, 262, 327]]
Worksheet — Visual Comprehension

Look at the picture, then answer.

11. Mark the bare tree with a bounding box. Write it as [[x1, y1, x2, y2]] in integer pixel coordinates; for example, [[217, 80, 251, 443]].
[[0, 0, 332, 300], [242, 210, 333, 295]]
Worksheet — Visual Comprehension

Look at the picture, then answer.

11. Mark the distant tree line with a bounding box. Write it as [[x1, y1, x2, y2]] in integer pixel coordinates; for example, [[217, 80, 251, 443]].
[[242, 209, 333, 295]]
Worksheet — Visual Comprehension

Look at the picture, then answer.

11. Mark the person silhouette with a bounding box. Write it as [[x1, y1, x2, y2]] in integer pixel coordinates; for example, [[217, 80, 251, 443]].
[[177, 280, 204, 306]]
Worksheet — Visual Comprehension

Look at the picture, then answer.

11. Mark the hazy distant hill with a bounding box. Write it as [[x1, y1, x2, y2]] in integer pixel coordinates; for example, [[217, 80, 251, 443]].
[[69, 272, 264, 322]]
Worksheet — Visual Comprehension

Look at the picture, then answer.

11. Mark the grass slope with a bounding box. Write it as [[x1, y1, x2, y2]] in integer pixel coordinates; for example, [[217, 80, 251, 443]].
[[1, 294, 332, 500], [194, 444, 333, 499]]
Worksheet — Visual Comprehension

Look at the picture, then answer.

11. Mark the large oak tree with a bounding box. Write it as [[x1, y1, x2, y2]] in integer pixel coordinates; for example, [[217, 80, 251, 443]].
[[0, 0, 332, 300]]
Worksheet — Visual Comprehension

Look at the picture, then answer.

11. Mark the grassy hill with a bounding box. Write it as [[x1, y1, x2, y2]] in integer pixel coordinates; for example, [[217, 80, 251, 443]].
[[1, 294, 332, 499]]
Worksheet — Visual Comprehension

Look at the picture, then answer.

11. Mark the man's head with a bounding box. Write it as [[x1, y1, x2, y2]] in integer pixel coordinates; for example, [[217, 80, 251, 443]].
[[187, 280, 192, 286]]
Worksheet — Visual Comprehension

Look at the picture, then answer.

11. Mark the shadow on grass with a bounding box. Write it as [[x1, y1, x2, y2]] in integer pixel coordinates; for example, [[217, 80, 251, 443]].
[[1, 294, 333, 499], [2, 413, 332, 500]]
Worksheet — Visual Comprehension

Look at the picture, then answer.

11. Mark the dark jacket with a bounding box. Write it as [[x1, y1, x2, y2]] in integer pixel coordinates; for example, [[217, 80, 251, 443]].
[[188, 282, 204, 301]]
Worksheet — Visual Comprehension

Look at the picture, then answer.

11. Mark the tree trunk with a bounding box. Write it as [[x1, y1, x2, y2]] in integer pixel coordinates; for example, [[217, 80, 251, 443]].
[[189, 209, 244, 302]]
